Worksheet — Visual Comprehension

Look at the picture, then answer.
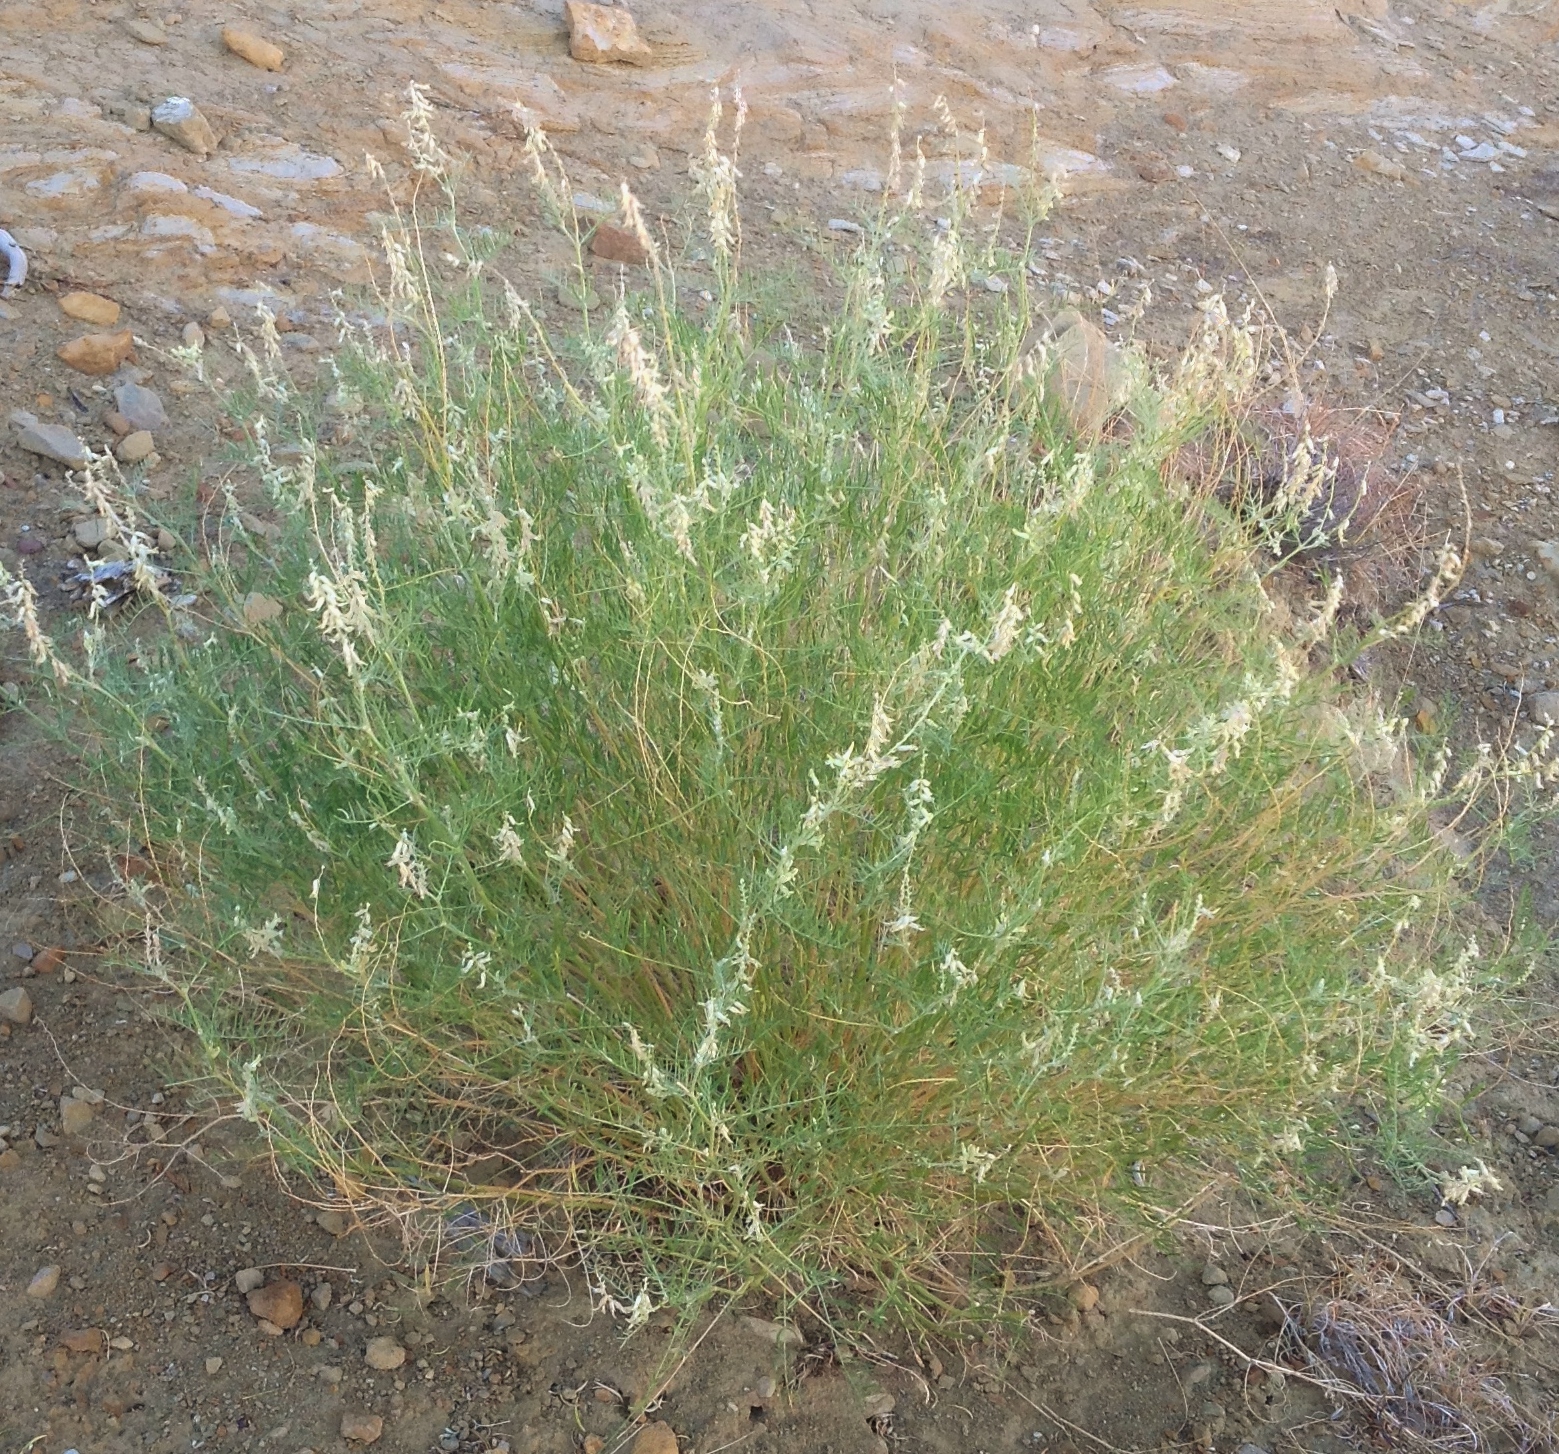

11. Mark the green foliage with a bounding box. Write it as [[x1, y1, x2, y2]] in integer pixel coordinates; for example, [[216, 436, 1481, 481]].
[[28, 139, 1532, 1331]]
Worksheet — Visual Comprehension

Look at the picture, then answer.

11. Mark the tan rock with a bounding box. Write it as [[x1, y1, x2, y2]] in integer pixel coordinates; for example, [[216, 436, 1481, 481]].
[[27, 1265, 60, 1298], [60, 1095, 94, 1136], [125, 17, 167, 44], [565, 1, 653, 64], [104, 410, 133, 438], [61, 1327, 105, 1354], [364, 1336, 405, 1371], [633, 1421, 679, 1454], [1018, 311, 1128, 439], [223, 25, 285, 71], [1354, 149, 1407, 183], [32, 946, 64, 974], [246, 1279, 304, 1330], [242, 592, 284, 625], [0, 1148, 21, 1171], [590, 222, 650, 266], [1065, 1280, 1100, 1312], [0, 987, 33, 1024], [74, 515, 113, 550], [1536, 539, 1559, 582], [238, 510, 282, 541], [60, 291, 121, 327], [740, 1315, 804, 1347], [58, 329, 136, 376], [340, 1412, 384, 1444], [116, 431, 156, 464], [152, 98, 217, 156]]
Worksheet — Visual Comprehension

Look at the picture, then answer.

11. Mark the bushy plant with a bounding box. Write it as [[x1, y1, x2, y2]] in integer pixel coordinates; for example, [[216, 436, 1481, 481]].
[[7, 104, 1546, 1331]]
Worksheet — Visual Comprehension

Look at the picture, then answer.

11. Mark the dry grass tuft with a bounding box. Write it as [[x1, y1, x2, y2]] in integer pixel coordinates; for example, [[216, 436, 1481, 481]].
[[1303, 1250, 1558, 1452]]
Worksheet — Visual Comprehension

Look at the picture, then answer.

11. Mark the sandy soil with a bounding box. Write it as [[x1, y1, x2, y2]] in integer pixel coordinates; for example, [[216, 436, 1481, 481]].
[[4, 0, 1559, 1451]]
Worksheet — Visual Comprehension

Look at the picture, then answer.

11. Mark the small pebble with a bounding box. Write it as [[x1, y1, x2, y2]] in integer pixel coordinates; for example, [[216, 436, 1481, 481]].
[[223, 24, 286, 70], [632, 1423, 678, 1454], [152, 96, 217, 156], [125, 16, 168, 43], [58, 330, 135, 376], [60, 1096, 94, 1137], [340, 1412, 383, 1444], [0, 988, 32, 1025], [247, 1280, 304, 1329], [365, 1336, 406, 1371], [27, 1265, 60, 1298], [1206, 1284, 1236, 1308], [1065, 1281, 1099, 1312], [206, 1355, 224, 1374], [59, 291, 121, 326], [115, 431, 157, 465], [114, 382, 169, 433], [1184, 1361, 1216, 1387]]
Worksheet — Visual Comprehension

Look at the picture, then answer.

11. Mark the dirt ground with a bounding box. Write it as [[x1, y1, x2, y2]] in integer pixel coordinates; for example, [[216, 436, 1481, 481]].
[[5, 0, 1559, 1451]]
